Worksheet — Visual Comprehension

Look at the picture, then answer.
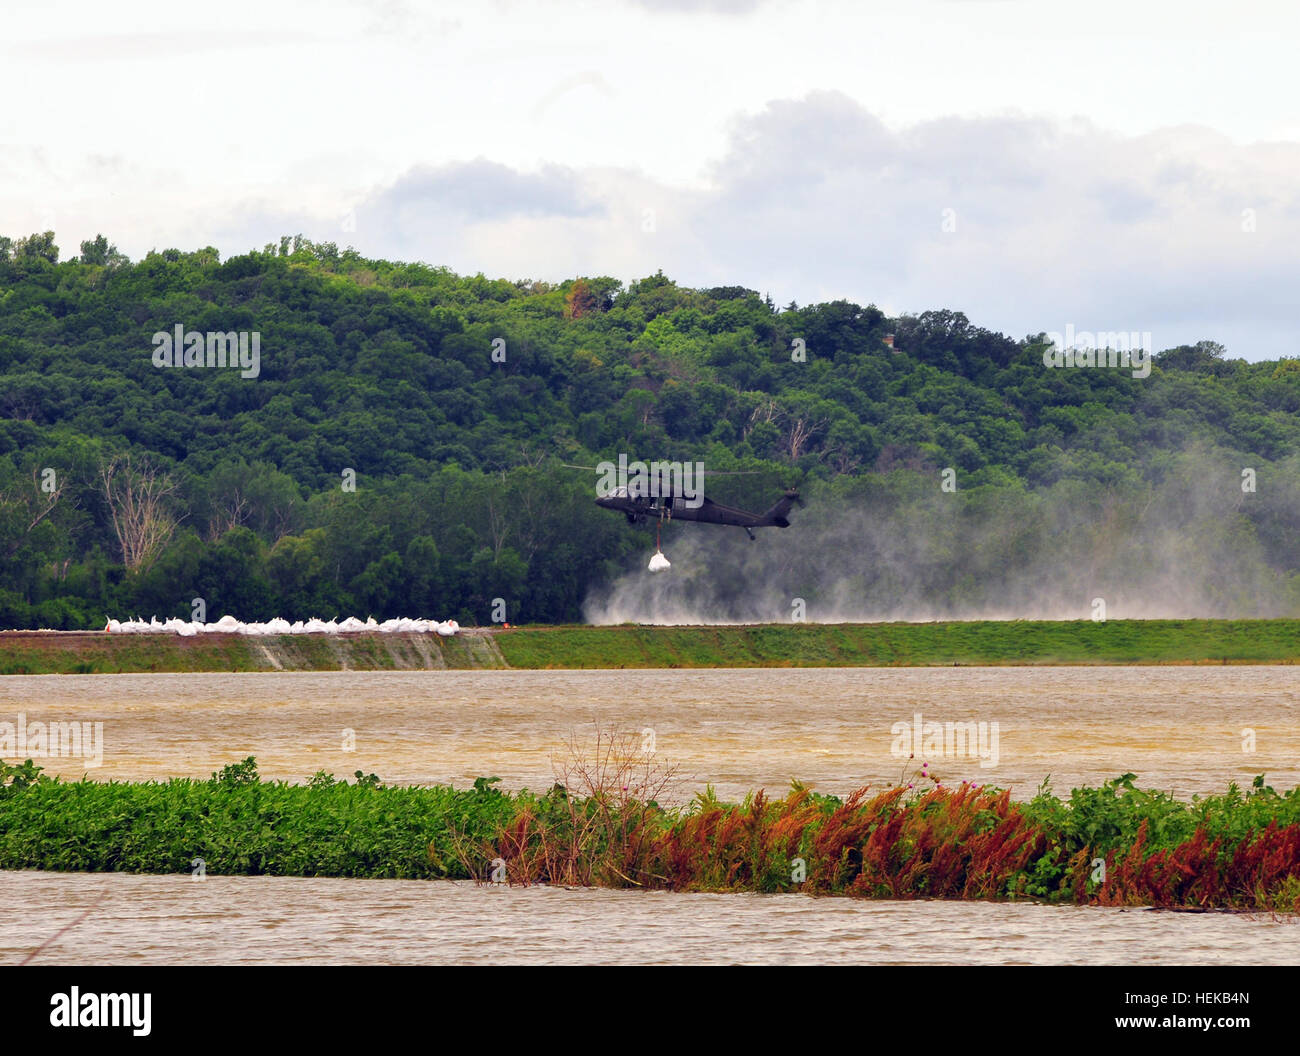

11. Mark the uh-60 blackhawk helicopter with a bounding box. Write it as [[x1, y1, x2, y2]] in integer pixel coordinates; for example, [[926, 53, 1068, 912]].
[[564, 460, 801, 542]]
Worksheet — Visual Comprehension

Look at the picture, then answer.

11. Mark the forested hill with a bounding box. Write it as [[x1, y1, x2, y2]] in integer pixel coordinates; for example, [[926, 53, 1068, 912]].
[[2, 232, 1298, 629]]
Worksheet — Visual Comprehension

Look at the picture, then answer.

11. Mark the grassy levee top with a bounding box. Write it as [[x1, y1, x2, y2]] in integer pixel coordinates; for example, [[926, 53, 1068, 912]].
[[1, 619, 1297, 674]]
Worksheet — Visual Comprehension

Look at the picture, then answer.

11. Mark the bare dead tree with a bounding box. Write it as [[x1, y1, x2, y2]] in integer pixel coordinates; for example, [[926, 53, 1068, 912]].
[[552, 723, 680, 805], [267, 493, 300, 544], [486, 495, 509, 559], [742, 399, 779, 441], [785, 415, 818, 459], [0, 469, 71, 558], [514, 443, 549, 469], [544, 723, 681, 887], [449, 724, 683, 890], [207, 488, 250, 541], [98, 453, 179, 571], [781, 401, 833, 460]]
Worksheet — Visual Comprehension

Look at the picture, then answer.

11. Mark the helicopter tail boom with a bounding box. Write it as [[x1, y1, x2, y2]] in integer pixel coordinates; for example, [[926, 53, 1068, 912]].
[[757, 492, 798, 528]]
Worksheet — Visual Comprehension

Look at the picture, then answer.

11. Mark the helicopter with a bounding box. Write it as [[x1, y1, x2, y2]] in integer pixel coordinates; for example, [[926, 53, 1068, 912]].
[[564, 462, 801, 541]]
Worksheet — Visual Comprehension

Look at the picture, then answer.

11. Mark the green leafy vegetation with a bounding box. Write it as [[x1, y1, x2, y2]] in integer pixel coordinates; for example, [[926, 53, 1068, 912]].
[[2, 233, 1299, 627], [2, 755, 1297, 909]]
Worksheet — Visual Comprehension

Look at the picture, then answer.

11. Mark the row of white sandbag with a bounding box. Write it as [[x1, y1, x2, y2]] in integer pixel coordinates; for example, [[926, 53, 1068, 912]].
[[104, 615, 460, 636]]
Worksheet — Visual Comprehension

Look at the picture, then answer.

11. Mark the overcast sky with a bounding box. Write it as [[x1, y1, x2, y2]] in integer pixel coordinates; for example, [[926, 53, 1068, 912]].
[[2, 0, 1296, 359]]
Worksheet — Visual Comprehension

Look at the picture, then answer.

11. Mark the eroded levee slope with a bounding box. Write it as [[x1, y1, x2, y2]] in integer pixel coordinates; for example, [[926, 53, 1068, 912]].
[[0, 631, 510, 674]]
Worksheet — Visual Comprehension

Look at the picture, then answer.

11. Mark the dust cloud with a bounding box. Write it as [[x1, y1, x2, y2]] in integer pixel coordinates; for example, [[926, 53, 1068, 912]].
[[584, 449, 1300, 624]]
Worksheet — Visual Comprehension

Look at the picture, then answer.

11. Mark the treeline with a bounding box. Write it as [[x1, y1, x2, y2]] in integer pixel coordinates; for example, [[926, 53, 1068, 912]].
[[1, 232, 1298, 627], [0, 456, 640, 628]]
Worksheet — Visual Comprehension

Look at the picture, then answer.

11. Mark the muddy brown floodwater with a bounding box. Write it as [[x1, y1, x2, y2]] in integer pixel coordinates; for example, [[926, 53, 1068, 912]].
[[1, 667, 1295, 799], [2, 871, 1297, 966], [3, 667, 1297, 964]]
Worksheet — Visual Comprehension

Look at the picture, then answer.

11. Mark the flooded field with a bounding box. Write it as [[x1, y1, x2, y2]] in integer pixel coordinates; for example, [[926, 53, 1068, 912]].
[[3, 666, 1297, 965], [1, 666, 1296, 801], [4, 870, 1296, 966]]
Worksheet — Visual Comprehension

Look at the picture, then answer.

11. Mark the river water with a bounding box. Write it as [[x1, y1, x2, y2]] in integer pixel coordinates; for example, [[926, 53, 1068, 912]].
[[1, 667, 1296, 799], [4, 871, 1297, 965], [2, 667, 1297, 964]]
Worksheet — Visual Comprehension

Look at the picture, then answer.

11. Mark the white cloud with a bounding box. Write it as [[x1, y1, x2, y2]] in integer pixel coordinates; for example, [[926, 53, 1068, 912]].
[[2, 2, 1297, 358], [257, 94, 1291, 359]]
